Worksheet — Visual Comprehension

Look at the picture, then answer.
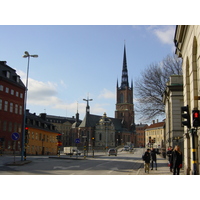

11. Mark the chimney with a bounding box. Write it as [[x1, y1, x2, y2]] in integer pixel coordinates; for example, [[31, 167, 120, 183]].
[[152, 120, 155, 124], [40, 113, 46, 121]]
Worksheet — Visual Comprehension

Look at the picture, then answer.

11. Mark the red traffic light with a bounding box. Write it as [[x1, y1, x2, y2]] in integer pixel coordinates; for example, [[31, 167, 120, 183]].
[[192, 110, 200, 127], [25, 127, 29, 130], [193, 111, 199, 118]]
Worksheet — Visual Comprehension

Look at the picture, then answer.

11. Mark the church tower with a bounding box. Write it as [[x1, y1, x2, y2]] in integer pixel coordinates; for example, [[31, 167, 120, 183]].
[[115, 45, 135, 132]]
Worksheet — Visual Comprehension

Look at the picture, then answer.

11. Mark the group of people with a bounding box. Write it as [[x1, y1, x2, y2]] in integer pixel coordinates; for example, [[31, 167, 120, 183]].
[[142, 148, 158, 173], [167, 145, 182, 175], [142, 145, 182, 175]]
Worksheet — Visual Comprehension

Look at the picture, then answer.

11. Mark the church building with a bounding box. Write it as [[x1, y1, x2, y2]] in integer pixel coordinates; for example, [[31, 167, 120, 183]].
[[71, 45, 135, 149]]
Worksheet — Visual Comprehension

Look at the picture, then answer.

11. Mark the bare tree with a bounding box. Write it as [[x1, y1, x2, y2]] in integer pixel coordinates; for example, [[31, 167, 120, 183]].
[[135, 54, 182, 122]]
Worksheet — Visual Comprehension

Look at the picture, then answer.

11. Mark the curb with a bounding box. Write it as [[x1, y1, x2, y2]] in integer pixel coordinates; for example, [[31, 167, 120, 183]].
[[5, 160, 32, 166]]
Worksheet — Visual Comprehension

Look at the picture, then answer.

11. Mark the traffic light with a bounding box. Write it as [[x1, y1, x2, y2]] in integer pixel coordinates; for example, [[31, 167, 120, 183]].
[[25, 127, 29, 135], [149, 137, 151, 143], [192, 110, 200, 127], [56, 134, 62, 141], [181, 105, 191, 128]]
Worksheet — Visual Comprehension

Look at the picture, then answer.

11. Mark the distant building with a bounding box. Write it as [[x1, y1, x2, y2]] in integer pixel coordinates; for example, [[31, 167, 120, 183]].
[[135, 123, 148, 147], [75, 100, 122, 150], [26, 110, 60, 155], [0, 61, 25, 154], [145, 120, 165, 149], [45, 113, 81, 149]]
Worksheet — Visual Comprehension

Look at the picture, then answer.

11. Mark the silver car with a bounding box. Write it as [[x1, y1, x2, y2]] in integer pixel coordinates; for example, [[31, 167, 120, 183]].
[[108, 148, 117, 156]]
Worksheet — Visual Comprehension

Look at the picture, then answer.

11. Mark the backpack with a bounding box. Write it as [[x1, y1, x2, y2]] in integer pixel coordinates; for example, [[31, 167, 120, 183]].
[[142, 153, 146, 161]]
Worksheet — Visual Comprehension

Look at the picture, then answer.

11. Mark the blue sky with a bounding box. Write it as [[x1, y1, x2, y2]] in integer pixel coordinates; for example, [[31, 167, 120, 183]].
[[0, 25, 176, 123]]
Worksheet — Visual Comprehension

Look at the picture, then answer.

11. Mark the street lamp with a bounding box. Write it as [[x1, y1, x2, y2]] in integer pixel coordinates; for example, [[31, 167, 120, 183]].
[[21, 51, 38, 161]]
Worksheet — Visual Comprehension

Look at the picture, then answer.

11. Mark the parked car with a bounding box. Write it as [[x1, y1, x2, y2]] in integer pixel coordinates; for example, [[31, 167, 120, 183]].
[[73, 149, 81, 155], [108, 148, 117, 156], [123, 146, 130, 151]]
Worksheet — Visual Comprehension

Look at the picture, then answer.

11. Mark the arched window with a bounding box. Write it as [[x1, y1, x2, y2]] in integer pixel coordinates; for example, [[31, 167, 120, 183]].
[[99, 133, 102, 141]]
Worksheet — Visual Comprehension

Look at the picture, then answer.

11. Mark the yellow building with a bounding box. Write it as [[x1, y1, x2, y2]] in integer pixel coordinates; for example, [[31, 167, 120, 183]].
[[145, 121, 165, 149], [26, 110, 60, 155]]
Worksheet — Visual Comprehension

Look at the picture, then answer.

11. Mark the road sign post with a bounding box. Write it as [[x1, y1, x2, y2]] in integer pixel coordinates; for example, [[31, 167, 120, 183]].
[[11, 132, 20, 163]]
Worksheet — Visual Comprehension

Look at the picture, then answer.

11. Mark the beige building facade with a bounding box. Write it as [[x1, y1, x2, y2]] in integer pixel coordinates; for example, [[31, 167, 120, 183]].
[[145, 121, 165, 149], [174, 25, 200, 174], [163, 75, 184, 151]]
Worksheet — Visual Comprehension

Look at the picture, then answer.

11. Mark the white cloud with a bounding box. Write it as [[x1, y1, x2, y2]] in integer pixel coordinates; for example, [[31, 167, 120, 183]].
[[16, 70, 113, 117], [148, 25, 175, 45], [98, 88, 115, 99]]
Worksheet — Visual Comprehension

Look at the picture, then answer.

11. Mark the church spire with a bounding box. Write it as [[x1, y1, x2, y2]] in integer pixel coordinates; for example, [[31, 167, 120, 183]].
[[121, 44, 129, 89]]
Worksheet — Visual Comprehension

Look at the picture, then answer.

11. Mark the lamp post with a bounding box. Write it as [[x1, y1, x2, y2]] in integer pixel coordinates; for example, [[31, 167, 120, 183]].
[[21, 51, 38, 161]]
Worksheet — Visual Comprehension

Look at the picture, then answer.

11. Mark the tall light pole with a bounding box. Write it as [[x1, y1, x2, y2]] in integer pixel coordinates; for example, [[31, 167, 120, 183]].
[[21, 51, 38, 161]]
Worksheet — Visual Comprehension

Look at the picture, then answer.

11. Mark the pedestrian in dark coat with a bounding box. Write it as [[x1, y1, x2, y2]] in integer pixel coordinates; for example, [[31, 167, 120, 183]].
[[143, 149, 151, 173], [170, 145, 182, 175], [150, 148, 157, 170], [167, 146, 173, 172]]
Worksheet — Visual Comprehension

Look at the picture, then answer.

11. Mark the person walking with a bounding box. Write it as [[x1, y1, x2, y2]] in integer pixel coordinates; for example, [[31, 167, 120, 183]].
[[170, 145, 182, 175], [142, 149, 151, 173], [167, 146, 173, 172], [150, 148, 157, 170]]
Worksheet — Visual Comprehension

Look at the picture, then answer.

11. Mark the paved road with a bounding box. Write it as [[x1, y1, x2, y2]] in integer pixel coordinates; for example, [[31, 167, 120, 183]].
[[0, 148, 145, 175]]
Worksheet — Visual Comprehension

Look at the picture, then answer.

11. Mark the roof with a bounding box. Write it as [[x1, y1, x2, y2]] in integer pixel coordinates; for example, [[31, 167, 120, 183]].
[[26, 111, 60, 134], [0, 61, 25, 88], [146, 122, 165, 130], [79, 113, 123, 131], [46, 115, 78, 124]]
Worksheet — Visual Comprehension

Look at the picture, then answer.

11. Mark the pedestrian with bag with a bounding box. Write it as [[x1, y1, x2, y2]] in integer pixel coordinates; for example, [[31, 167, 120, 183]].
[[142, 148, 151, 173], [167, 146, 173, 172], [150, 148, 157, 170], [170, 145, 182, 175]]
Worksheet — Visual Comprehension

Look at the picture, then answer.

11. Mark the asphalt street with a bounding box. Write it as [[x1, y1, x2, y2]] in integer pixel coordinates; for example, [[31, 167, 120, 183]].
[[0, 148, 145, 175]]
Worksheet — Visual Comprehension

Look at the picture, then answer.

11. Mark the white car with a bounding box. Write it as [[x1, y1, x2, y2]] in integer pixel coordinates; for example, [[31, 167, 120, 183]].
[[123, 146, 130, 151], [73, 149, 81, 155]]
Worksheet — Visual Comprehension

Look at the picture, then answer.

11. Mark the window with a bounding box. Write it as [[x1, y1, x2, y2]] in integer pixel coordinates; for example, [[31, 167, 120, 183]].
[[16, 91, 19, 97], [35, 133, 38, 140], [6, 87, 9, 93], [20, 93, 23, 98], [4, 101, 8, 111], [19, 106, 22, 115], [11, 89, 14, 95], [6, 71, 10, 78], [16, 76, 20, 83], [3, 121, 7, 131], [15, 104, 18, 114], [32, 132, 34, 140], [99, 133, 102, 141], [0, 85, 3, 91], [10, 102, 13, 112], [8, 122, 12, 132], [120, 93, 124, 103]]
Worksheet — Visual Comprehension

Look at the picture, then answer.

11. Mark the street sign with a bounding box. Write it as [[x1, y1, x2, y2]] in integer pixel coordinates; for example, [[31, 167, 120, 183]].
[[75, 138, 80, 143], [11, 132, 20, 141]]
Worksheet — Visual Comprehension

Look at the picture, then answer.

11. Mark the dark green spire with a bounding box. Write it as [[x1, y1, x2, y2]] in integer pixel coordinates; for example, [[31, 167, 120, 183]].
[[120, 45, 129, 89]]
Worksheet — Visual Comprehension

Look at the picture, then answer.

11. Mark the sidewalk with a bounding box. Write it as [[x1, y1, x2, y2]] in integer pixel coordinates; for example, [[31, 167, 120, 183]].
[[136, 155, 184, 175]]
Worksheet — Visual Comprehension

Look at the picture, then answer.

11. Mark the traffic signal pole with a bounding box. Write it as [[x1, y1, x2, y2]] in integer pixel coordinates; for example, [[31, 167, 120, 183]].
[[182, 106, 199, 175], [191, 128, 197, 175]]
